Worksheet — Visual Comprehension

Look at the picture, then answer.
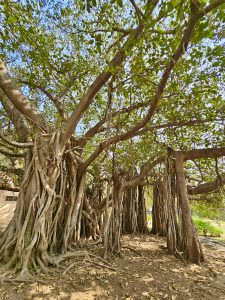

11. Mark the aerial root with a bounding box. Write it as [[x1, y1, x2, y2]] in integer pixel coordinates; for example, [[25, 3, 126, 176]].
[[122, 245, 143, 257], [60, 250, 121, 275], [0, 248, 123, 283], [0, 268, 39, 284], [174, 250, 188, 266]]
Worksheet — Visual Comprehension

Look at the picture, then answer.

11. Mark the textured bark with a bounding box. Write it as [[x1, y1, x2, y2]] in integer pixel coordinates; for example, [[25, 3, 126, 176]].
[[137, 185, 148, 233], [123, 185, 148, 234], [183, 147, 225, 161], [123, 187, 138, 234], [175, 152, 204, 264], [103, 176, 124, 257], [0, 90, 29, 142], [0, 132, 86, 278], [0, 61, 48, 131], [151, 182, 167, 236], [164, 158, 179, 254], [103, 181, 111, 258], [81, 183, 101, 241]]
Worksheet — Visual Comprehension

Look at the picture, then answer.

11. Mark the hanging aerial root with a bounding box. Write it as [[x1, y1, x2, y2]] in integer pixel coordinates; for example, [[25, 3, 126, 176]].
[[0, 132, 89, 281]]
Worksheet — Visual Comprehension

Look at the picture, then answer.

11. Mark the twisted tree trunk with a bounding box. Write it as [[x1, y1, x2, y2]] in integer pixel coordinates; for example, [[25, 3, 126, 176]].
[[0, 132, 86, 279]]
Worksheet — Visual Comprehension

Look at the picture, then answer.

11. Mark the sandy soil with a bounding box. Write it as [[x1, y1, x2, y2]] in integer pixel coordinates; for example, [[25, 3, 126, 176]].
[[0, 196, 225, 300], [0, 234, 225, 300]]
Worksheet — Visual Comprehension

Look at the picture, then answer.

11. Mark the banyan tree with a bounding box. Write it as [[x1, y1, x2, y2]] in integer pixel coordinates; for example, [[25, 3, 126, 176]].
[[0, 0, 225, 279]]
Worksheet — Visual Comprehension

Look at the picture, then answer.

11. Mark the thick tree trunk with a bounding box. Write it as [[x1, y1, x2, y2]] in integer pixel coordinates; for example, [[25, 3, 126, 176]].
[[175, 152, 204, 264], [137, 185, 148, 233], [164, 158, 179, 254], [122, 186, 138, 234], [151, 181, 167, 236], [0, 132, 86, 278], [103, 176, 123, 257]]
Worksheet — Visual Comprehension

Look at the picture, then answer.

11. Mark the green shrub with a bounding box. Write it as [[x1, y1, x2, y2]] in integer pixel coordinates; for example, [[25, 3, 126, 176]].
[[193, 218, 223, 237]]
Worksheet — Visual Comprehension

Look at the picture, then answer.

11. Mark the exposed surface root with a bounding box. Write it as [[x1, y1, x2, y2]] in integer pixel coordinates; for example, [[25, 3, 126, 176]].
[[0, 249, 119, 283], [62, 251, 119, 275], [122, 245, 143, 256]]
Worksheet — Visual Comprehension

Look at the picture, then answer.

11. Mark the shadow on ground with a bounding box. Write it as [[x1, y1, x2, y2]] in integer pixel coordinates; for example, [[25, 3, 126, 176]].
[[0, 234, 225, 300]]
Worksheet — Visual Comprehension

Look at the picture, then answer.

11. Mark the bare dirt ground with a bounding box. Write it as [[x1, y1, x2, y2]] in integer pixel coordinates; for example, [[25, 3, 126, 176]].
[[0, 234, 224, 300], [0, 200, 225, 300]]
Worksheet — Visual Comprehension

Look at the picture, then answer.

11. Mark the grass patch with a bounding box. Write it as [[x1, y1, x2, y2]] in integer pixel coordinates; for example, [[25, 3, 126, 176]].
[[194, 218, 223, 237]]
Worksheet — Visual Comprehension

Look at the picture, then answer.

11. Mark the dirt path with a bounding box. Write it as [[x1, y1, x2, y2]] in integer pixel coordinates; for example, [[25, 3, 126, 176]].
[[0, 234, 225, 300], [0, 196, 225, 300], [0, 202, 15, 232]]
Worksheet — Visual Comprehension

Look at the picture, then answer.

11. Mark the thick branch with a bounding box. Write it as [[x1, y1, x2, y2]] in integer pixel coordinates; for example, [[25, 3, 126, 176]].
[[196, 0, 225, 17], [0, 90, 30, 142], [82, 117, 221, 173], [0, 148, 26, 158], [0, 60, 48, 131], [19, 79, 65, 119], [124, 156, 164, 188], [129, 0, 144, 21], [62, 1, 161, 143], [183, 147, 225, 161], [81, 1, 225, 170], [0, 186, 20, 192], [0, 133, 33, 148], [81, 9, 202, 169], [188, 174, 225, 195], [62, 23, 144, 142]]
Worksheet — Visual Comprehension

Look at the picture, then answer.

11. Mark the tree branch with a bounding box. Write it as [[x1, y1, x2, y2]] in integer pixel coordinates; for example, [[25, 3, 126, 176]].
[[124, 156, 164, 188], [62, 23, 144, 143], [0, 148, 26, 158], [62, 1, 160, 144], [0, 186, 20, 192], [129, 0, 144, 22], [19, 79, 65, 119], [0, 60, 48, 132], [137, 118, 223, 136], [80, 1, 225, 171], [0, 89, 30, 142], [188, 174, 225, 195], [0, 133, 33, 148], [183, 147, 225, 161], [78, 100, 149, 147]]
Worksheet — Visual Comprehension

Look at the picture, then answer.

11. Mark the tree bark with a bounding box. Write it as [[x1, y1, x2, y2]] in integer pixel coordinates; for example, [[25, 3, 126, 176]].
[[137, 185, 148, 233], [103, 175, 124, 257], [0, 132, 86, 278], [175, 152, 204, 264], [151, 181, 167, 236]]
